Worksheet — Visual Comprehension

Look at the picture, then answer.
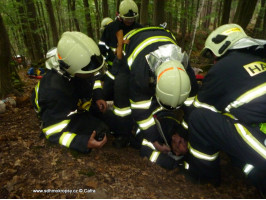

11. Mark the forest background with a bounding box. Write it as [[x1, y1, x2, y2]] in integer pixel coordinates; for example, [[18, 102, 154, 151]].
[[0, 0, 265, 98], [0, 0, 265, 198]]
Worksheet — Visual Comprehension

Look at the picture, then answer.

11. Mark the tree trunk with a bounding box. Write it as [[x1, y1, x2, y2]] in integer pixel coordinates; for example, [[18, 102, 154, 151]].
[[70, 0, 80, 31], [140, 0, 149, 26], [221, 0, 232, 25], [233, 0, 259, 29], [36, 1, 48, 53], [153, 0, 165, 26], [25, 0, 43, 61], [188, 0, 205, 57], [67, 0, 73, 31], [102, 0, 109, 18], [0, 14, 12, 98], [116, 0, 121, 13], [83, 0, 94, 38], [45, 0, 59, 47], [253, 0, 265, 38], [94, 0, 101, 40]]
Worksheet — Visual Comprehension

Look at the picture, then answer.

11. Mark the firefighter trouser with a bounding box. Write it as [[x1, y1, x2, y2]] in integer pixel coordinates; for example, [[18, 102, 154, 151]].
[[185, 108, 266, 185], [112, 69, 133, 137]]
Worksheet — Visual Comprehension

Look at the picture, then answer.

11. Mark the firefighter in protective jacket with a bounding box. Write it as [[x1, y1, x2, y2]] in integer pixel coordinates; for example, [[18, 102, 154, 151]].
[[98, 0, 142, 100], [32, 32, 108, 153], [183, 24, 266, 196], [109, 27, 198, 154]]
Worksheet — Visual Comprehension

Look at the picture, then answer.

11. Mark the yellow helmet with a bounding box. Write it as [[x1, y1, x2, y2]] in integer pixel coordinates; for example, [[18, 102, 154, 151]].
[[57, 31, 104, 77], [119, 0, 138, 19], [201, 24, 248, 58], [155, 60, 191, 110], [100, 17, 113, 31]]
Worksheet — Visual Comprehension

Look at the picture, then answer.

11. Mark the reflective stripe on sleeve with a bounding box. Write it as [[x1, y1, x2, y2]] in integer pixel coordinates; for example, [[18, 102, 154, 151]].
[[234, 123, 266, 159], [193, 96, 220, 113], [42, 120, 70, 139], [188, 142, 219, 161], [106, 70, 115, 80], [225, 83, 266, 112], [130, 98, 152, 109], [150, 151, 160, 162], [181, 120, 188, 130], [98, 41, 110, 49], [142, 139, 156, 150], [34, 81, 41, 113], [184, 96, 195, 106], [93, 80, 102, 89], [113, 106, 132, 117], [243, 164, 254, 176], [137, 115, 155, 130], [59, 132, 76, 148]]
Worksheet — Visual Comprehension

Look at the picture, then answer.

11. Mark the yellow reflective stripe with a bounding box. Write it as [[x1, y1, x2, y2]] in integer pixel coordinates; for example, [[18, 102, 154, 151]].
[[181, 120, 188, 130], [225, 83, 266, 112], [93, 80, 102, 89], [106, 70, 115, 80], [142, 139, 156, 150], [193, 96, 220, 113], [34, 81, 41, 112], [42, 120, 70, 139], [130, 98, 152, 109], [123, 27, 164, 41], [81, 99, 92, 111], [184, 161, 189, 169], [184, 96, 195, 106], [222, 27, 241, 35], [137, 115, 155, 130], [234, 123, 266, 159], [127, 36, 177, 69], [59, 132, 76, 148], [243, 164, 254, 176], [222, 112, 238, 120], [113, 106, 132, 117], [188, 143, 219, 161], [152, 106, 164, 115], [150, 151, 160, 162]]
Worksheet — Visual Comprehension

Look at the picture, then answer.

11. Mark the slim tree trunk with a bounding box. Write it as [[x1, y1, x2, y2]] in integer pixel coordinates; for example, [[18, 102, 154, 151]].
[[140, 0, 149, 26], [25, 0, 43, 61], [188, 0, 205, 57], [94, 0, 101, 40], [153, 0, 165, 26], [0, 14, 12, 98], [221, 0, 232, 25], [45, 0, 59, 47], [233, 0, 259, 29], [71, 0, 80, 31], [253, 0, 265, 38], [102, 0, 109, 18], [83, 0, 94, 38]]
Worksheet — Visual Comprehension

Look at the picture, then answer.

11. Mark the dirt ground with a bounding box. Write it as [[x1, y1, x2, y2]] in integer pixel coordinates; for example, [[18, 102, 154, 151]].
[[0, 70, 261, 199]]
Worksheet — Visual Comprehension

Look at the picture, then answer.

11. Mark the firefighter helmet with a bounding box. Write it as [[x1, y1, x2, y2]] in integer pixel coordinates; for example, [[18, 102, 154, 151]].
[[57, 31, 104, 77], [100, 17, 113, 31], [155, 60, 191, 110], [119, 0, 138, 19], [201, 24, 248, 58]]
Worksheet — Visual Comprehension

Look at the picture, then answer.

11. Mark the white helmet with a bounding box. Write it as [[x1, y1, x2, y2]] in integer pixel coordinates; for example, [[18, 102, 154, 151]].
[[119, 0, 138, 19], [155, 60, 191, 109], [201, 24, 248, 58], [100, 17, 113, 31], [57, 31, 104, 77]]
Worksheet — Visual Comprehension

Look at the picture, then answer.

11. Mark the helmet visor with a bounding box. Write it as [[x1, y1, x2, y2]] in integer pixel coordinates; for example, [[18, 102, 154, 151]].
[[81, 55, 104, 72]]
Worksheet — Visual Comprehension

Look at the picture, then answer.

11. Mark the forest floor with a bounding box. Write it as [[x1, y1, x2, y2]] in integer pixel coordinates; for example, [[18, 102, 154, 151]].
[[0, 67, 262, 199]]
